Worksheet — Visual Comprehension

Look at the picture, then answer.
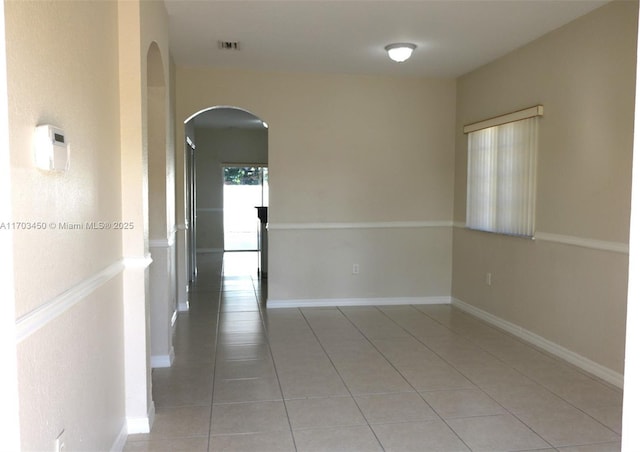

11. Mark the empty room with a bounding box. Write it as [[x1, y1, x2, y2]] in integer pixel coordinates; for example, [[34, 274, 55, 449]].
[[3, 0, 640, 451]]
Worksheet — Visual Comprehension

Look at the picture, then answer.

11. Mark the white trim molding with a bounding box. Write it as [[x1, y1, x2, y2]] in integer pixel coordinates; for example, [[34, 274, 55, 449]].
[[123, 255, 153, 269], [151, 347, 175, 369], [110, 423, 128, 452], [178, 284, 190, 312], [149, 238, 172, 248], [126, 402, 155, 434], [16, 256, 153, 342], [15, 260, 125, 343], [269, 221, 453, 231], [451, 298, 623, 388], [535, 231, 628, 254], [267, 296, 452, 309], [149, 228, 177, 248], [453, 223, 629, 254]]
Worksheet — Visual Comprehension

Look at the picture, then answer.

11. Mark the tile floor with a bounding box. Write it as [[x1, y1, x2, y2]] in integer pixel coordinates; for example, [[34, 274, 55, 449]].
[[125, 252, 623, 451]]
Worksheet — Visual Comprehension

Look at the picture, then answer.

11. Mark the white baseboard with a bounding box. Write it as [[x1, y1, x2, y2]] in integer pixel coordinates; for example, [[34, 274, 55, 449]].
[[451, 298, 623, 388], [126, 402, 155, 434], [110, 423, 128, 452], [178, 284, 190, 312], [151, 348, 175, 368], [267, 296, 452, 309]]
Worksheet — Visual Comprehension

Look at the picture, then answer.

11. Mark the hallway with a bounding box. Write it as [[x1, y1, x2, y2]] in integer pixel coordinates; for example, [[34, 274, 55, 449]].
[[125, 252, 623, 451]]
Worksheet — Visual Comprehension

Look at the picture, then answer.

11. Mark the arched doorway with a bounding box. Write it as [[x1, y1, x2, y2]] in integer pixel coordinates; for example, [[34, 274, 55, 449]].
[[184, 107, 268, 280]]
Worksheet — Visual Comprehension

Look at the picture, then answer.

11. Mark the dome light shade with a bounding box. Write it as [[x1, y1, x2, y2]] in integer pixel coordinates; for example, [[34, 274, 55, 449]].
[[385, 43, 417, 63]]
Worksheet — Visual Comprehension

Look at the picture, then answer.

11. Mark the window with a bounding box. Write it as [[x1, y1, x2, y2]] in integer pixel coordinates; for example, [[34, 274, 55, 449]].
[[465, 107, 541, 237]]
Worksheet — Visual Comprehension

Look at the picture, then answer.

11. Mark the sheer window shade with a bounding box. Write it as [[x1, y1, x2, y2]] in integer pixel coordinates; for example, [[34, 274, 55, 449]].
[[466, 116, 538, 237]]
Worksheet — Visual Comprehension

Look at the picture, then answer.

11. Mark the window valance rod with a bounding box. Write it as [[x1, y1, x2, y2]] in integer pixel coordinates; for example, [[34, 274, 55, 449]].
[[463, 105, 544, 134]]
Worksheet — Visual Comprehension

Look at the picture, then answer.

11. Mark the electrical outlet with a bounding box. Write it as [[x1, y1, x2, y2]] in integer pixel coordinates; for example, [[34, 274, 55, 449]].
[[352, 264, 360, 275], [54, 430, 66, 452], [485, 272, 492, 286]]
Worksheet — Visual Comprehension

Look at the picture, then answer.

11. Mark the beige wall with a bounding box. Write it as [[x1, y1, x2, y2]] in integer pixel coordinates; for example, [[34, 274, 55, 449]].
[[452, 0, 637, 375], [0, 1, 21, 447], [194, 126, 268, 252], [5, 0, 174, 447], [122, 0, 174, 429], [176, 69, 456, 302], [7, 0, 122, 318], [5, 0, 125, 449]]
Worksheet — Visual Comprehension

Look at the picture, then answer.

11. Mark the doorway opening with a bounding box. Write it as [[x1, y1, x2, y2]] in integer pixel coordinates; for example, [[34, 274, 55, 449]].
[[223, 165, 268, 251], [183, 106, 268, 283]]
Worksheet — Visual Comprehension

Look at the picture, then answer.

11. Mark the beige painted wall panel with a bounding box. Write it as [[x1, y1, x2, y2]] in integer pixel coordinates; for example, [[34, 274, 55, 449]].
[[269, 227, 452, 301], [452, 1, 637, 374], [195, 143, 224, 210], [118, 0, 147, 259], [149, 245, 175, 359], [194, 127, 267, 251], [176, 69, 456, 301], [453, 228, 628, 372], [195, 211, 224, 250], [177, 69, 456, 224], [166, 58, 176, 237], [6, 0, 122, 317], [17, 277, 124, 451], [5, 0, 131, 448], [202, 127, 268, 165], [148, 85, 168, 240], [454, 1, 636, 243]]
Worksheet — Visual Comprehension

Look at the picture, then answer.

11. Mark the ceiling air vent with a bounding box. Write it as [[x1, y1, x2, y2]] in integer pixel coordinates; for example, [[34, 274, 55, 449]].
[[218, 41, 240, 51]]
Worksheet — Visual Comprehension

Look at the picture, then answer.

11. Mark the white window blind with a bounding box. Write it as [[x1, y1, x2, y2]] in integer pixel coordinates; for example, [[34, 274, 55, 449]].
[[466, 116, 539, 237]]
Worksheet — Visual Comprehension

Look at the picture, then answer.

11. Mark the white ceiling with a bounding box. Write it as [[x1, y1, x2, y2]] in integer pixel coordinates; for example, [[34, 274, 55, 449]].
[[169, 0, 610, 128]]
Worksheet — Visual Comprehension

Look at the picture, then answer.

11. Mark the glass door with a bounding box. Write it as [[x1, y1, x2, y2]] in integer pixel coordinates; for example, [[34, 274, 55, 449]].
[[223, 166, 268, 251]]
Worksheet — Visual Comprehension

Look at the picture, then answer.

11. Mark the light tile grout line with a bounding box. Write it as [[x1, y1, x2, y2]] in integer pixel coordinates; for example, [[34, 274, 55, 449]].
[[205, 261, 225, 452], [356, 305, 554, 450], [249, 270, 300, 451], [187, 254, 619, 450], [329, 306, 475, 451], [415, 304, 621, 390], [374, 304, 619, 448], [205, 255, 262, 448], [201, 254, 299, 448], [403, 305, 623, 432], [297, 307, 388, 451]]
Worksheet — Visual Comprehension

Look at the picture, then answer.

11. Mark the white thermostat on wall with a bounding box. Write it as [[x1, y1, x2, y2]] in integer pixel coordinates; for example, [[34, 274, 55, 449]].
[[34, 124, 69, 172]]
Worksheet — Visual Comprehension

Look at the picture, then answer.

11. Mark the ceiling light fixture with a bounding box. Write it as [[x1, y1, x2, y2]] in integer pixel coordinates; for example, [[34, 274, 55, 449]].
[[385, 43, 417, 63]]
